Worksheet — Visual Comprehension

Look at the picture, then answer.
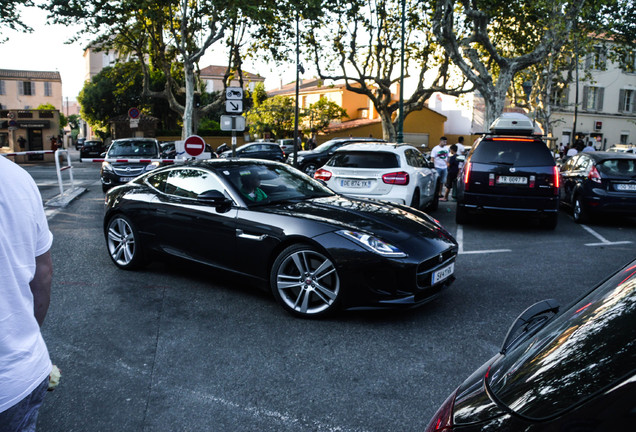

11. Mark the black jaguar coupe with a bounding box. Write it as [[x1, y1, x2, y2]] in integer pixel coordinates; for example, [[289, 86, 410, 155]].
[[103, 159, 458, 318]]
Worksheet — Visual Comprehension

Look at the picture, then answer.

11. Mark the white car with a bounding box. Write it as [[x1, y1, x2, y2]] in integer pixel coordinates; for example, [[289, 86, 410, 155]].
[[314, 143, 440, 210]]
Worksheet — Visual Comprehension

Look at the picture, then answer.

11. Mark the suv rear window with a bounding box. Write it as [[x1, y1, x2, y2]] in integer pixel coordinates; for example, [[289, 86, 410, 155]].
[[471, 139, 555, 167], [327, 151, 400, 168]]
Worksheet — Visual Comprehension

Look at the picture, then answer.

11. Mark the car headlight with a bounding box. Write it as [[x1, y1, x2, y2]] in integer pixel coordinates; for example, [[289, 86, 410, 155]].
[[145, 161, 160, 171], [338, 230, 406, 257], [102, 161, 113, 172], [296, 156, 304, 164]]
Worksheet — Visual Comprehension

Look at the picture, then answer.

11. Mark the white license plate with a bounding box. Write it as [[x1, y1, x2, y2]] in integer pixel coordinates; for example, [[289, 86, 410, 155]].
[[497, 176, 527, 185], [615, 183, 636, 191], [432, 262, 454, 284], [341, 179, 371, 188], [119, 177, 136, 182]]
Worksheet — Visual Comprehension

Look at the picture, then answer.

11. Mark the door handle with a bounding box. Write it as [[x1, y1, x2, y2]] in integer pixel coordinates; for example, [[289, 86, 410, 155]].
[[236, 229, 267, 241]]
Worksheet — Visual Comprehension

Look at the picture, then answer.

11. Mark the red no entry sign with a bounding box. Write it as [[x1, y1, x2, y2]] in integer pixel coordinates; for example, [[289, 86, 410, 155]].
[[184, 135, 206, 157]]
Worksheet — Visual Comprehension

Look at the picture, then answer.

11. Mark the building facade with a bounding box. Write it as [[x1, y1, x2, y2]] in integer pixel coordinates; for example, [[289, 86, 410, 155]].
[[0, 69, 63, 111], [199, 65, 265, 93]]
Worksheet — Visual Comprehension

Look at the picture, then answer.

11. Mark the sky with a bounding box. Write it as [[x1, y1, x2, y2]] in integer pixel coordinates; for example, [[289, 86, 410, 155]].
[[0, 6, 296, 102]]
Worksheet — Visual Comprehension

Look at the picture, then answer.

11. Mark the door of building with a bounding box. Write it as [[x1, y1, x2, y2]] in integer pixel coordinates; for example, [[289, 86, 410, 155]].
[[27, 128, 43, 160]]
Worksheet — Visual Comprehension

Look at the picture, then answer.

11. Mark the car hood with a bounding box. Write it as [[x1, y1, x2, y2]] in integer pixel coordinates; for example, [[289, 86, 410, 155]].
[[259, 195, 456, 246]]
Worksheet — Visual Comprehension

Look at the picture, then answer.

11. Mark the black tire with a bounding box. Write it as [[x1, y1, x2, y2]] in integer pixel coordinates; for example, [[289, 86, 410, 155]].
[[541, 213, 558, 230], [105, 214, 146, 270], [427, 183, 440, 211], [102, 184, 110, 193], [301, 163, 318, 177], [270, 244, 341, 318], [410, 189, 421, 209], [456, 204, 469, 224], [572, 195, 588, 224]]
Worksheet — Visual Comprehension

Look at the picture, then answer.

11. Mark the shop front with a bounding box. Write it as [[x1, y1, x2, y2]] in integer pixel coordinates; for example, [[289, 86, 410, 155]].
[[0, 110, 61, 162]]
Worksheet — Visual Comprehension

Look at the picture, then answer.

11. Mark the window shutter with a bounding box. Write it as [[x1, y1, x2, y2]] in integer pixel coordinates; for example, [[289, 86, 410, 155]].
[[31, 82, 35, 96], [632, 91, 636, 113], [562, 85, 569, 105], [582, 86, 589, 111], [619, 89, 626, 112], [18, 81, 24, 95], [585, 54, 592, 69], [597, 88, 604, 111]]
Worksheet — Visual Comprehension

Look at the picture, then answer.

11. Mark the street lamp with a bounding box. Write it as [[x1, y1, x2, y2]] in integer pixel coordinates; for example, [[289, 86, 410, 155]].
[[396, 0, 406, 143]]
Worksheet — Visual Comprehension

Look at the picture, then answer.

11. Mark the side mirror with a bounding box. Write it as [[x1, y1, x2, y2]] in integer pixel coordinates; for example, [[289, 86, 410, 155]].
[[100, 152, 107, 158], [197, 190, 233, 213], [500, 298, 560, 355]]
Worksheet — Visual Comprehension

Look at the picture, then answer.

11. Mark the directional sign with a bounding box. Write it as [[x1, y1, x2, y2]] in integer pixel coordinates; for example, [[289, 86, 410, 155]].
[[226, 100, 243, 113], [183, 135, 206, 157], [220, 115, 245, 132], [225, 87, 243, 100]]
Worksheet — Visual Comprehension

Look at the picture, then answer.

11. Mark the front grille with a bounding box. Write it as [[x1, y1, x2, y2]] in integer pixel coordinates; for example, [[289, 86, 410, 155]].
[[113, 166, 145, 176], [416, 248, 457, 289]]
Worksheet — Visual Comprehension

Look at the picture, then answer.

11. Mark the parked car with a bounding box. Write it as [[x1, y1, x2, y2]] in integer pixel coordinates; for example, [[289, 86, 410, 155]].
[[75, 137, 86, 151], [287, 137, 386, 176], [103, 159, 458, 318], [79, 139, 104, 158], [100, 138, 162, 192], [559, 151, 636, 223], [277, 138, 295, 154], [219, 142, 285, 162], [314, 143, 440, 211], [425, 257, 636, 432], [455, 113, 560, 229], [607, 144, 636, 154]]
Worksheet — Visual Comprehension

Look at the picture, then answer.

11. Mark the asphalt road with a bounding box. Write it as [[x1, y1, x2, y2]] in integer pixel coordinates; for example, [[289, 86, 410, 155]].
[[20, 157, 636, 432]]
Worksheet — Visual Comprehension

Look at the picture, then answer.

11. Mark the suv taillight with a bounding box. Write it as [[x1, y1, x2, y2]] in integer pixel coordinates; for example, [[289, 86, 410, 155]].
[[424, 389, 457, 432], [463, 162, 472, 190], [314, 169, 332, 181], [588, 165, 601, 183], [382, 171, 409, 185], [554, 166, 561, 194]]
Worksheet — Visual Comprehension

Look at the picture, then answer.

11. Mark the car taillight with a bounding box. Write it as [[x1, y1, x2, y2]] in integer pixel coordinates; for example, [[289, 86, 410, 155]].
[[463, 162, 472, 191], [424, 389, 457, 432], [488, 173, 495, 186], [588, 165, 601, 183], [382, 171, 409, 185], [314, 168, 332, 181], [529, 175, 536, 188], [554, 166, 560, 194]]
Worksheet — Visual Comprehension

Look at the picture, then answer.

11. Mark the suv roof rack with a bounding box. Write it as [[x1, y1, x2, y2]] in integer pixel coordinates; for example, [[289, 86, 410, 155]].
[[488, 113, 536, 136]]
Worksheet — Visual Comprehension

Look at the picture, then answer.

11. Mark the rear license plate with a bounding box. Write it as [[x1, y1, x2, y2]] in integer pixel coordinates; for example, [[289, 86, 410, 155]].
[[497, 176, 527, 185], [119, 177, 136, 182], [341, 179, 371, 188], [615, 183, 636, 191], [432, 262, 454, 284]]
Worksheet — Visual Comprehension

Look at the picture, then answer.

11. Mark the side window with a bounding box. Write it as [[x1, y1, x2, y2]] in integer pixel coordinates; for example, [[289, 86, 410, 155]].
[[165, 169, 227, 199], [146, 171, 169, 192], [244, 145, 260, 153], [574, 156, 590, 171], [562, 156, 577, 171]]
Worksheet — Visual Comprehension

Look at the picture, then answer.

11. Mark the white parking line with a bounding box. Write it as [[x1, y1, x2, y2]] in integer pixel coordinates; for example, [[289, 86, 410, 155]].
[[581, 224, 633, 247], [456, 225, 512, 255]]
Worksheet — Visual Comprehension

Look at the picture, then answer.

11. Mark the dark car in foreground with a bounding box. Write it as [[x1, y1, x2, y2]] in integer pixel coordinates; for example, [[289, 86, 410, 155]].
[[219, 142, 285, 162], [79, 139, 105, 158], [559, 151, 636, 223], [456, 113, 559, 229], [103, 159, 458, 318], [426, 258, 636, 432], [287, 137, 386, 176], [100, 138, 162, 192]]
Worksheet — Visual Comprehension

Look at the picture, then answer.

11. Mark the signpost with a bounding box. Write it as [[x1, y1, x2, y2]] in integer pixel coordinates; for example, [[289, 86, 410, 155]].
[[224, 87, 244, 157], [128, 107, 140, 129], [183, 135, 206, 157]]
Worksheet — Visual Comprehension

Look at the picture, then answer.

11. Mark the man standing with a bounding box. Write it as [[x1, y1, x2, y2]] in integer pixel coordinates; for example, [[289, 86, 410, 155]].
[[582, 141, 596, 152], [0, 155, 54, 431], [431, 137, 449, 197], [455, 136, 466, 155]]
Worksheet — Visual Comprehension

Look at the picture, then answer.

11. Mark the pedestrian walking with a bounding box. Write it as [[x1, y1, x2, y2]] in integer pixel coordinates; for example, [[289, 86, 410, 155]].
[[0, 156, 54, 431], [431, 137, 449, 197], [442, 144, 459, 201]]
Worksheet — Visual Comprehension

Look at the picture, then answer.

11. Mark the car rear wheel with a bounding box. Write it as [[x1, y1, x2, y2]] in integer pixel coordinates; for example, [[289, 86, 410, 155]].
[[427, 183, 440, 211], [572, 195, 589, 224], [270, 244, 341, 318], [411, 189, 421, 209], [301, 163, 318, 177], [106, 214, 146, 270]]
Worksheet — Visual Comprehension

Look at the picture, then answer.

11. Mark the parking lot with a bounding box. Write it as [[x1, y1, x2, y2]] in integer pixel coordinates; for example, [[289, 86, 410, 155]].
[[24, 160, 636, 431]]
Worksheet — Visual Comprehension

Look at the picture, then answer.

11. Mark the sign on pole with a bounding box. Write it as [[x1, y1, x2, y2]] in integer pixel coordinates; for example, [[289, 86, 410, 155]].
[[220, 115, 245, 132], [225, 87, 243, 100], [183, 135, 206, 157], [128, 107, 140, 119], [225, 100, 243, 113]]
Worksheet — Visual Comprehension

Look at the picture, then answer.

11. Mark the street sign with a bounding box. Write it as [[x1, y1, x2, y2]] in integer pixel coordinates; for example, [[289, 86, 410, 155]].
[[225, 100, 243, 113], [130, 118, 139, 128], [225, 87, 243, 100], [220, 115, 245, 132], [183, 135, 206, 157], [128, 107, 140, 119]]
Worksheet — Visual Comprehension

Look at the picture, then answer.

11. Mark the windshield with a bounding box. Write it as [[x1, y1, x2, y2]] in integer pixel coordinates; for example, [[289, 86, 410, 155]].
[[108, 140, 158, 157], [488, 260, 636, 419], [217, 163, 334, 206]]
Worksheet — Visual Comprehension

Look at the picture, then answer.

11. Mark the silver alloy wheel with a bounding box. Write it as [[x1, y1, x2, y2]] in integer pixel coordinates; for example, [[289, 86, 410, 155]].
[[275, 249, 340, 315], [303, 163, 317, 177], [107, 216, 136, 266], [573, 197, 583, 222]]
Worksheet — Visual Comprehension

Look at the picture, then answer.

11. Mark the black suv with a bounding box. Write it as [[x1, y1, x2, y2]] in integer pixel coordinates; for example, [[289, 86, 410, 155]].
[[79, 140, 105, 159], [219, 142, 285, 162], [100, 138, 162, 192], [287, 137, 386, 176], [456, 114, 559, 228]]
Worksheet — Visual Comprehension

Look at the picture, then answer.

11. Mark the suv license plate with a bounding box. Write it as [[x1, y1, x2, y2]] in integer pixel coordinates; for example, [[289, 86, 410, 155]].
[[341, 179, 371, 188], [119, 177, 136, 182], [432, 262, 454, 284], [615, 184, 636, 191], [497, 176, 527, 185]]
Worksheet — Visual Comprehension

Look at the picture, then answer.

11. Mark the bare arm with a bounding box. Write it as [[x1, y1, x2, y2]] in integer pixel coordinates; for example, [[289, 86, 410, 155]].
[[30, 250, 53, 327]]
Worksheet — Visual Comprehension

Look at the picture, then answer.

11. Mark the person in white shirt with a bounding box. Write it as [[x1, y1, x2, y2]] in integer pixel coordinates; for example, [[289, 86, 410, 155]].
[[431, 137, 450, 197], [455, 136, 466, 155], [0, 156, 54, 431], [566, 146, 578, 157]]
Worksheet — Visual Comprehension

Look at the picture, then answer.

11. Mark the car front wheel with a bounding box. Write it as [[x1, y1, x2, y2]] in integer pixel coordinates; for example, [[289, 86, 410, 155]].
[[572, 195, 589, 224], [270, 244, 341, 318], [106, 214, 146, 269]]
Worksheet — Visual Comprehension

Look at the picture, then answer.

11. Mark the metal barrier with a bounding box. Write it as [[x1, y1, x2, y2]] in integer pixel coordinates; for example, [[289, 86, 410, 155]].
[[1, 150, 56, 157], [54, 149, 75, 197]]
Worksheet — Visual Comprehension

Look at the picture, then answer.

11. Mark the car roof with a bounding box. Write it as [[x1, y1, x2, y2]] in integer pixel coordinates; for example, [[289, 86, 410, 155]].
[[334, 142, 412, 152], [580, 151, 636, 161]]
